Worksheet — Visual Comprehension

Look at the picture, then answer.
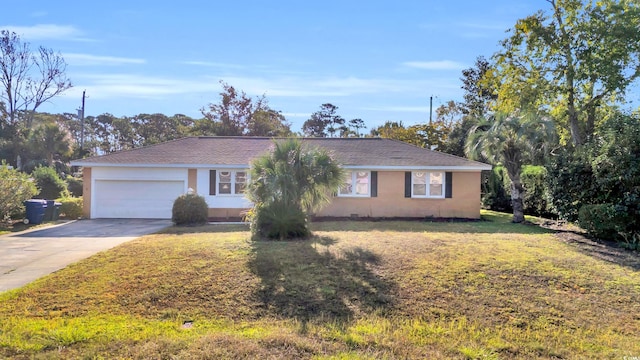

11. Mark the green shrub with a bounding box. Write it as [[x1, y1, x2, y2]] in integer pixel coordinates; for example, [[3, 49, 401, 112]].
[[481, 167, 511, 212], [0, 163, 38, 223], [521, 165, 552, 217], [577, 204, 627, 241], [31, 166, 67, 200], [57, 197, 83, 219], [66, 175, 83, 197], [172, 193, 208, 226], [247, 202, 309, 240]]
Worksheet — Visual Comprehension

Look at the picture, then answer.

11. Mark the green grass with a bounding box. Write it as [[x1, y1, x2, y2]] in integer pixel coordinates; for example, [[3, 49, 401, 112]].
[[1, 211, 639, 359]]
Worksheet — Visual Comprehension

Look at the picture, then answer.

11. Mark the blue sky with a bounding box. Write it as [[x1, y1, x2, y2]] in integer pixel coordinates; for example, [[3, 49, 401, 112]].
[[2, 1, 543, 132]]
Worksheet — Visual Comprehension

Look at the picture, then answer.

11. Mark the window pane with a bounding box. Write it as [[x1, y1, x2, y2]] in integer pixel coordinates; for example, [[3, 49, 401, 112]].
[[219, 182, 231, 194], [413, 184, 426, 196], [219, 171, 231, 194], [413, 172, 426, 184], [235, 183, 246, 194], [430, 172, 442, 185], [235, 171, 246, 183], [339, 172, 354, 195], [429, 172, 443, 196], [219, 171, 231, 182], [355, 172, 369, 195]]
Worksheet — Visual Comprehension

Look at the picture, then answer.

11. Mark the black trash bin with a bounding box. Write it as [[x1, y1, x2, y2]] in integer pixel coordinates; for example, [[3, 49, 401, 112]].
[[53, 202, 62, 220], [24, 199, 47, 225], [44, 200, 56, 221]]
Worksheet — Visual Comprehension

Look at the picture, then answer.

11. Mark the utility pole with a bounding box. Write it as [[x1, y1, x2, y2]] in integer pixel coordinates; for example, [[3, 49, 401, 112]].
[[78, 90, 86, 150], [429, 96, 433, 125]]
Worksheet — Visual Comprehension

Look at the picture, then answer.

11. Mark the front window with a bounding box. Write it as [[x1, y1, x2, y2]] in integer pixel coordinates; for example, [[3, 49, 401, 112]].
[[412, 171, 444, 198], [216, 170, 248, 195], [219, 171, 232, 194], [340, 171, 370, 197], [235, 171, 246, 194]]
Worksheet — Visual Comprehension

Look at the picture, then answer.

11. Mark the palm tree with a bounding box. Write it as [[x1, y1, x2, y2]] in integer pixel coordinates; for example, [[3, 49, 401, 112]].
[[466, 112, 555, 223], [246, 138, 345, 239]]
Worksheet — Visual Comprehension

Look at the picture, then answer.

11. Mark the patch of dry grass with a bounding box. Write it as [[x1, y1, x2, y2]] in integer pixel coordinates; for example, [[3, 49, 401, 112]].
[[1, 211, 639, 359]]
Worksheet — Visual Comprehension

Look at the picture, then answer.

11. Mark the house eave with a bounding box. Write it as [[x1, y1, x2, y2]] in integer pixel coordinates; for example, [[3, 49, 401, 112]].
[[70, 162, 492, 171]]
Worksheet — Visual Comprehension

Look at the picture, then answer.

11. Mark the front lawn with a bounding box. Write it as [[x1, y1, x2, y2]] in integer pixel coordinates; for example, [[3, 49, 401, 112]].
[[1, 211, 639, 359]]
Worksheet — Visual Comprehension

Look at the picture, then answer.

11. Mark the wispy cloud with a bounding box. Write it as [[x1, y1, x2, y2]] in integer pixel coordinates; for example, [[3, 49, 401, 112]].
[[402, 60, 466, 71], [1, 24, 90, 41], [62, 73, 215, 100], [60, 70, 460, 107], [64, 53, 146, 66], [182, 61, 246, 69], [361, 105, 431, 113]]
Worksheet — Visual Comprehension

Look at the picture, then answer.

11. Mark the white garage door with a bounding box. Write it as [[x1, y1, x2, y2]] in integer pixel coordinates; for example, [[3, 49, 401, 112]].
[[94, 180, 185, 219]]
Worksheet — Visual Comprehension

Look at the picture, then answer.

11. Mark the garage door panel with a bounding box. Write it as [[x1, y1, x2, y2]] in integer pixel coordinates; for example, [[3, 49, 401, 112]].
[[94, 180, 184, 219]]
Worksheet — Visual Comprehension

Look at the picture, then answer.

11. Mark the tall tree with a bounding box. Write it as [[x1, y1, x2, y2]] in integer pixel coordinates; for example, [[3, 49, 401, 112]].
[[495, 0, 640, 145], [0, 30, 71, 168], [29, 120, 72, 167], [302, 103, 343, 137], [200, 81, 289, 136], [348, 118, 366, 137], [0, 30, 71, 127], [246, 108, 292, 137], [459, 56, 498, 119], [466, 112, 555, 223]]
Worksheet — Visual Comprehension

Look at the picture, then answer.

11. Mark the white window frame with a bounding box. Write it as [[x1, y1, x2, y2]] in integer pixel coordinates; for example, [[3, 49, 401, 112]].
[[338, 171, 371, 197], [216, 169, 248, 196], [411, 171, 445, 198]]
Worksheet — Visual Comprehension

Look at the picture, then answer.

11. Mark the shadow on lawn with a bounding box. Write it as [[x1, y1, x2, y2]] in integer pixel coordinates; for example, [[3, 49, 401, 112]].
[[248, 235, 395, 326]]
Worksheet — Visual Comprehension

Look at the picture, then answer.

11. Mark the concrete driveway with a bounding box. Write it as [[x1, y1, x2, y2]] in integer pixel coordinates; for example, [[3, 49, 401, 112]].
[[0, 219, 171, 292]]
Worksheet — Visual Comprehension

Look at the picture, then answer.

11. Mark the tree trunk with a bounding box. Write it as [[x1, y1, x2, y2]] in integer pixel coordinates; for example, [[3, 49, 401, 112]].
[[510, 174, 525, 223]]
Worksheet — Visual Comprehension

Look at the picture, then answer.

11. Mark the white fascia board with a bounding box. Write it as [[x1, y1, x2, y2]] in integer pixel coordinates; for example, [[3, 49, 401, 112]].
[[69, 162, 250, 169], [70, 162, 492, 171], [343, 165, 493, 171]]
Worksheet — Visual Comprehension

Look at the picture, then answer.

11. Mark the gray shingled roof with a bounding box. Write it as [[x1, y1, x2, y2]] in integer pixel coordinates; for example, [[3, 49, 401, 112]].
[[70, 137, 491, 169]]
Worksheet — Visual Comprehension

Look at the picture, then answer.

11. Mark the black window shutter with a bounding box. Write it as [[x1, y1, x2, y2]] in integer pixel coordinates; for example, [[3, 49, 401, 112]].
[[371, 171, 378, 197], [404, 172, 412, 198], [209, 170, 216, 195], [445, 172, 453, 198]]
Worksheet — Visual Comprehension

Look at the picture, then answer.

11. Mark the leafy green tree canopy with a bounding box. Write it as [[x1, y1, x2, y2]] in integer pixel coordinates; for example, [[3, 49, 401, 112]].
[[199, 81, 290, 137], [0, 162, 38, 223], [466, 112, 555, 222], [495, 0, 640, 145]]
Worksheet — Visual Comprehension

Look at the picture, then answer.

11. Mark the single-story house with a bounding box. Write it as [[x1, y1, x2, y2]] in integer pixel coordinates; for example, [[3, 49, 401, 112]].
[[70, 136, 492, 220]]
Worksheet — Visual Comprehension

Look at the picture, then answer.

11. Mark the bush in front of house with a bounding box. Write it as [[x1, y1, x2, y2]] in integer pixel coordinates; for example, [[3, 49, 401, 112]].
[[57, 197, 83, 219], [31, 166, 67, 200], [172, 193, 208, 226], [0, 162, 38, 224], [66, 175, 83, 197], [247, 201, 309, 240]]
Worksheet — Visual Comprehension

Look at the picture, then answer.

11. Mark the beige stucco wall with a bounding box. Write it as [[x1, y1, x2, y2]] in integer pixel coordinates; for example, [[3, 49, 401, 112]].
[[316, 171, 482, 219], [82, 167, 92, 219]]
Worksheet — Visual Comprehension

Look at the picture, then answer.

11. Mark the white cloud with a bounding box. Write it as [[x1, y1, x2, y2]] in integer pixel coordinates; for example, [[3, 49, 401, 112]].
[[182, 61, 245, 69], [402, 60, 466, 71], [361, 105, 431, 113], [1, 24, 88, 41], [64, 53, 146, 66], [281, 112, 311, 118], [62, 73, 216, 100]]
